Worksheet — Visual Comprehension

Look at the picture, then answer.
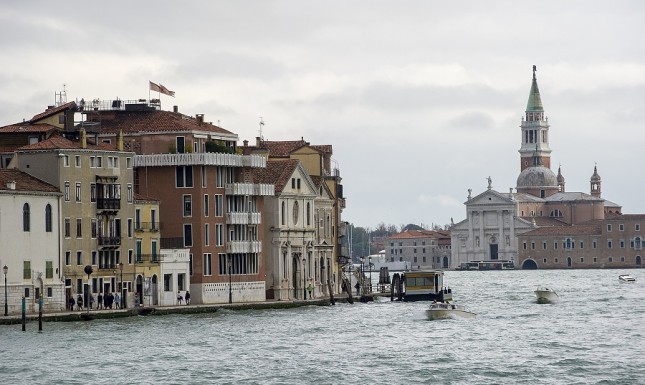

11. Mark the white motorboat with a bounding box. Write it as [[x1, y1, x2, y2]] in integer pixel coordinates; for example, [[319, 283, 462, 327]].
[[534, 287, 559, 303], [619, 274, 636, 283], [426, 302, 476, 320]]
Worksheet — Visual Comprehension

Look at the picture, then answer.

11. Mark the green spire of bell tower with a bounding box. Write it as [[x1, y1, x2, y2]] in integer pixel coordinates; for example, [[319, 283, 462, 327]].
[[526, 65, 544, 112]]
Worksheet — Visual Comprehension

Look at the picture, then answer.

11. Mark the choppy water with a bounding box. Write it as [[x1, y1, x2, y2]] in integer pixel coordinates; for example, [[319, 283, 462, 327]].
[[1, 269, 644, 384]]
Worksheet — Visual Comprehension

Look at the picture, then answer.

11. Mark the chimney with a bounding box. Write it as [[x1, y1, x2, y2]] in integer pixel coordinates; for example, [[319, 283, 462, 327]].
[[173, 105, 178, 113], [7, 181, 16, 190], [196, 114, 204, 125], [243, 140, 248, 147], [256, 137, 261, 147], [80, 127, 87, 149], [117, 129, 124, 151]]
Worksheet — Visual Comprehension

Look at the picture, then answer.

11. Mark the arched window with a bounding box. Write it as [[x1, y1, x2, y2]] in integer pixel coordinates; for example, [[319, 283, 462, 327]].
[[281, 201, 286, 225], [45, 204, 52, 232], [306, 202, 311, 226], [23, 203, 30, 232]]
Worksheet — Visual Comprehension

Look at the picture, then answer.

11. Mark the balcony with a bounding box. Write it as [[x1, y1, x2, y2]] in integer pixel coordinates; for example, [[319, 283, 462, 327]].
[[97, 198, 121, 210], [134, 153, 267, 168], [225, 183, 274, 196], [134, 222, 160, 232], [134, 254, 162, 264], [226, 240, 262, 254], [226, 212, 261, 225], [98, 236, 121, 246], [97, 263, 120, 271]]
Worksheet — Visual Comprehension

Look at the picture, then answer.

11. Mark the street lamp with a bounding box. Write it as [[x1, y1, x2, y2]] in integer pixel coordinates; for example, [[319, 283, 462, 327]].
[[368, 256, 372, 294], [118, 262, 124, 308], [3, 265, 8, 316], [228, 255, 232, 304], [360, 256, 365, 296]]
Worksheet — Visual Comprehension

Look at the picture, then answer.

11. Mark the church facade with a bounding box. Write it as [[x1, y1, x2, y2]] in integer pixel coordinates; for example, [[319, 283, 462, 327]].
[[451, 66, 642, 270]]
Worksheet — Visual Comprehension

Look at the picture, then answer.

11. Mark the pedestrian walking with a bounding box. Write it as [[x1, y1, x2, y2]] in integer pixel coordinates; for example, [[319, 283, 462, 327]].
[[184, 291, 191, 305], [115, 293, 121, 309], [355, 282, 361, 296], [177, 291, 183, 305], [68, 296, 75, 311], [77, 294, 83, 311], [307, 283, 314, 299], [89, 294, 94, 310], [97, 293, 103, 310]]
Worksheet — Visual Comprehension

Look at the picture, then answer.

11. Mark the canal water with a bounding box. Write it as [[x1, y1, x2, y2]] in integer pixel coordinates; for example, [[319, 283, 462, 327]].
[[1, 269, 643, 384]]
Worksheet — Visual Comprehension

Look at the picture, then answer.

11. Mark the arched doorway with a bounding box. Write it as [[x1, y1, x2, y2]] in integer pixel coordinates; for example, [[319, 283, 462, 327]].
[[522, 259, 538, 270], [151, 275, 158, 305], [292, 256, 300, 299], [136, 275, 143, 306], [567, 257, 572, 268], [636, 255, 642, 266], [442, 256, 449, 269]]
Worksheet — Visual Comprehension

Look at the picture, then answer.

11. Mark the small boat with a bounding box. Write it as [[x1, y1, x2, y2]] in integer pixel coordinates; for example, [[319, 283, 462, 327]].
[[619, 274, 636, 283], [534, 287, 558, 303], [425, 302, 476, 320]]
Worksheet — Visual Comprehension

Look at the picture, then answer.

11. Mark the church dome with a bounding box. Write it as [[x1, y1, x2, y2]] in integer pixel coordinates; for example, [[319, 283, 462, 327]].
[[516, 166, 558, 188]]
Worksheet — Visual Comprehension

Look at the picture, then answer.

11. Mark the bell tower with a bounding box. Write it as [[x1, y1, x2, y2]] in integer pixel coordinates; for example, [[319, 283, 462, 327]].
[[519, 65, 552, 172]]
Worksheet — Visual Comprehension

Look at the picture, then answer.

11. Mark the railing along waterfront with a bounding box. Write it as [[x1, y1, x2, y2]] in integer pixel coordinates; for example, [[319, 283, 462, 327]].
[[134, 153, 267, 168]]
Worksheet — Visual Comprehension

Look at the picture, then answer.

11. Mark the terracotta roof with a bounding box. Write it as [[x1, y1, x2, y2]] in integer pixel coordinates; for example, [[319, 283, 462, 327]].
[[134, 193, 160, 202], [252, 159, 299, 193], [518, 216, 569, 227], [84, 110, 235, 137], [389, 230, 450, 239], [17, 134, 118, 152], [520, 224, 602, 236], [30, 101, 76, 123], [0, 123, 61, 134], [310, 144, 332, 154], [0, 169, 60, 193], [604, 213, 645, 221], [254, 139, 310, 157]]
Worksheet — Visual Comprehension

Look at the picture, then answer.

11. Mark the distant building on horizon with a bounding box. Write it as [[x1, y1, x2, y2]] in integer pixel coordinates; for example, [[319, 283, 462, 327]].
[[451, 66, 641, 270]]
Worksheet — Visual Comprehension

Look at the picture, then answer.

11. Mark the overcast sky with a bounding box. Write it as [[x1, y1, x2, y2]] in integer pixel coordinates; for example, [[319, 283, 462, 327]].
[[1, 1, 644, 229]]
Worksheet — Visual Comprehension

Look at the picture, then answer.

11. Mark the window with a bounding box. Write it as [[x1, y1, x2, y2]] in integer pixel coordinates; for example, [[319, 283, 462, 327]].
[[216, 224, 223, 246], [306, 202, 311, 226], [203, 253, 212, 276], [164, 274, 172, 291], [204, 195, 209, 217], [281, 201, 286, 225], [96, 156, 102, 167], [62, 155, 69, 167], [608, 257, 613, 263], [608, 240, 613, 249], [75, 182, 81, 202], [176, 137, 185, 154], [542, 241, 547, 250], [91, 251, 97, 265], [216, 167, 224, 188], [76, 218, 82, 238], [201, 166, 207, 188], [46, 261, 53, 279], [183, 195, 192, 217], [23, 261, 31, 279], [126, 157, 132, 169], [45, 204, 52, 232], [580, 257, 584, 263], [523, 242, 527, 250], [543, 258, 547, 264], [176, 166, 194, 187], [531, 241, 535, 250], [580, 241, 584, 249], [607, 224, 612, 232], [65, 219, 71, 237], [65, 251, 71, 266], [23, 203, 30, 231], [75, 155, 81, 167], [76, 251, 82, 265], [636, 224, 641, 231], [205, 224, 210, 246], [64, 182, 70, 201], [215, 195, 223, 216], [127, 184, 133, 203], [620, 240, 625, 249], [291, 178, 296, 189], [592, 240, 597, 249], [619, 224, 624, 231], [91, 219, 97, 238], [47, 287, 53, 297], [178, 274, 185, 291], [293, 201, 299, 225], [184, 224, 193, 247], [90, 183, 96, 202], [127, 219, 132, 238], [554, 241, 558, 250]]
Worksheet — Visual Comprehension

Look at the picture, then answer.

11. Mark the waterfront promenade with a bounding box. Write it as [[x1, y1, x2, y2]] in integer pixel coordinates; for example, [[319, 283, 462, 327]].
[[0, 296, 343, 326]]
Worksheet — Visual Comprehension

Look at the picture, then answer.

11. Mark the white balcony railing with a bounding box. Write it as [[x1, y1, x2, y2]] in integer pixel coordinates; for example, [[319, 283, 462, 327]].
[[226, 240, 262, 254], [133, 153, 267, 168], [226, 212, 261, 225], [225, 183, 274, 196]]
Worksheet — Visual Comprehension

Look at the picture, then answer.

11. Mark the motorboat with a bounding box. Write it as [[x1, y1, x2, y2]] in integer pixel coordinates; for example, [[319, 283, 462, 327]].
[[534, 287, 558, 303], [619, 274, 636, 283], [425, 302, 476, 320]]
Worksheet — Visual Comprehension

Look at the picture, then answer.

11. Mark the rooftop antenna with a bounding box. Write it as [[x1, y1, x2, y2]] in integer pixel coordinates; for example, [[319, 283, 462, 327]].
[[259, 117, 265, 140], [55, 84, 67, 107]]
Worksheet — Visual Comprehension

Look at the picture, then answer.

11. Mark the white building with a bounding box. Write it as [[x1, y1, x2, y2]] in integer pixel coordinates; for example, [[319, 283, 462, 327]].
[[0, 169, 63, 313], [158, 248, 191, 306]]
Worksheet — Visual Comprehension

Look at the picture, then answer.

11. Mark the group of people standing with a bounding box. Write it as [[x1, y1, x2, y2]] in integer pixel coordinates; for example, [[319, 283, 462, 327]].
[[67, 292, 121, 311]]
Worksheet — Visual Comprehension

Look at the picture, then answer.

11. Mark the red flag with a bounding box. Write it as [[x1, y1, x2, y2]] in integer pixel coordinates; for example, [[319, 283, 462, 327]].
[[159, 84, 175, 97]]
